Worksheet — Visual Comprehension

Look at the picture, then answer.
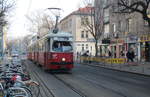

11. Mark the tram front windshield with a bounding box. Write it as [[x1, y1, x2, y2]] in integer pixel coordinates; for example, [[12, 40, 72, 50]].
[[52, 41, 72, 52]]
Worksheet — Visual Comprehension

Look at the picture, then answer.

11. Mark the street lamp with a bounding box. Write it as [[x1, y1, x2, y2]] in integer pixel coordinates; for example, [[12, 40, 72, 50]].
[[47, 8, 62, 34]]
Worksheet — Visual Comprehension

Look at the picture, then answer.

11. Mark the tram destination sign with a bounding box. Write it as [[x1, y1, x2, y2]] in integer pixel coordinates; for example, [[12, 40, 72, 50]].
[[54, 37, 72, 41]]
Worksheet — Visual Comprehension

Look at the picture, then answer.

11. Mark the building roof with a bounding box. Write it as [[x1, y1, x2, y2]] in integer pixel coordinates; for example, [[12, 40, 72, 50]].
[[60, 5, 93, 23], [77, 5, 93, 14]]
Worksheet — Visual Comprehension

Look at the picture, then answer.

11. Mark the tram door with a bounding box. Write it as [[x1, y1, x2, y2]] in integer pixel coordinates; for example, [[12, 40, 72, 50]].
[[145, 42, 150, 62], [45, 38, 51, 65]]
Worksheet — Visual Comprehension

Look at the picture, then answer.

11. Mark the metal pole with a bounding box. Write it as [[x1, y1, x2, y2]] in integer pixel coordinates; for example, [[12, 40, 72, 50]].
[[47, 8, 62, 34]]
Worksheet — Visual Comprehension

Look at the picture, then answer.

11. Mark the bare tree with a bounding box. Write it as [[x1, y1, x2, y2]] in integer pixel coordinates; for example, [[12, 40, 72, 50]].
[[118, 0, 150, 27], [0, 0, 15, 26], [79, 0, 104, 56], [26, 10, 54, 37]]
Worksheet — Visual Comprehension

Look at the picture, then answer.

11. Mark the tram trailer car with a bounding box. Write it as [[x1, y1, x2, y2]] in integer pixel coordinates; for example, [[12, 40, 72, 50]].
[[29, 32, 74, 71], [34, 42, 39, 63], [27, 45, 32, 60]]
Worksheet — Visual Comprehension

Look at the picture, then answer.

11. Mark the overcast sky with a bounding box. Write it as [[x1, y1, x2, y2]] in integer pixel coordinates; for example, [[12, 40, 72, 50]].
[[7, 0, 81, 39]]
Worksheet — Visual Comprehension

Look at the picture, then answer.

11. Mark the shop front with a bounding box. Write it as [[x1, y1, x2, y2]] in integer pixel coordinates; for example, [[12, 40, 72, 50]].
[[110, 38, 125, 58], [99, 38, 111, 57], [127, 36, 139, 61], [140, 34, 150, 62]]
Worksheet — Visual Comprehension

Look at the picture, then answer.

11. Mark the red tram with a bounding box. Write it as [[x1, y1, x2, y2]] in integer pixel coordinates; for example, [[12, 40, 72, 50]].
[[27, 32, 74, 71]]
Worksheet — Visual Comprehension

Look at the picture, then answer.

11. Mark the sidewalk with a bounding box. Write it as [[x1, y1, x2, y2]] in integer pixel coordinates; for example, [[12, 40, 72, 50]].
[[78, 60, 150, 76]]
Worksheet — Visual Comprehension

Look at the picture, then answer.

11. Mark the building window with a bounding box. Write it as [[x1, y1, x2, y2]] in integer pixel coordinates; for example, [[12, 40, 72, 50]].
[[104, 8, 109, 23], [69, 19, 72, 27], [126, 19, 129, 32], [86, 44, 88, 49], [81, 16, 89, 25], [82, 44, 84, 51], [126, 18, 132, 32], [81, 17, 85, 25], [103, 0, 108, 7], [81, 31, 84, 38], [85, 17, 89, 25], [129, 19, 132, 32], [86, 31, 88, 38], [112, 23, 116, 33], [118, 20, 121, 28], [104, 24, 110, 38], [118, 20, 123, 32]]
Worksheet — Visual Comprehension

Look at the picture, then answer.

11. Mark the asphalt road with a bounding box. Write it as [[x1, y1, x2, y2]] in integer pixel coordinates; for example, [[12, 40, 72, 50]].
[[24, 60, 150, 97]]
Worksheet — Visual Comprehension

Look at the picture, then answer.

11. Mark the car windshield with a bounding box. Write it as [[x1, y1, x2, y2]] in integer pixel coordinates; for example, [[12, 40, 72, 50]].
[[52, 41, 72, 52]]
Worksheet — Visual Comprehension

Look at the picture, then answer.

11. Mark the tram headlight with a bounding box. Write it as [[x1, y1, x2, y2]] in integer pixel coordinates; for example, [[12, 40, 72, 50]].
[[62, 58, 66, 61]]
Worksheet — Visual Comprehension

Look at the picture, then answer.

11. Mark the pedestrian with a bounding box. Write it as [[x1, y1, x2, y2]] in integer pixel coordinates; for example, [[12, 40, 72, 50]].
[[82, 50, 89, 56], [82, 50, 89, 63], [76, 52, 79, 62], [126, 50, 130, 62], [120, 50, 124, 57], [126, 49, 135, 62], [130, 49, 135, 61], [108, 50, 112, 57], [77, 52, 79, 58], [114, 52, 116, 58]]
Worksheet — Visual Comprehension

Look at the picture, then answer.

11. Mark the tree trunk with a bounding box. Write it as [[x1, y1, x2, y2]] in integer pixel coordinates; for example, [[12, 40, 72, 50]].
[[95, 40, 98, 57]]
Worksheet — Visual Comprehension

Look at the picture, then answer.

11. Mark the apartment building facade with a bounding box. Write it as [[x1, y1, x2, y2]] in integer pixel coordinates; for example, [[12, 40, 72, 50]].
[[95, 0, 150, 61], [59, 5, 96, 58]]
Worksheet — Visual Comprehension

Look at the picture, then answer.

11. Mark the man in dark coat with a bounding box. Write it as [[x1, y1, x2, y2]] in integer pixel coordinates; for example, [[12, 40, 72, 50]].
[[126, 49, 135, 62]]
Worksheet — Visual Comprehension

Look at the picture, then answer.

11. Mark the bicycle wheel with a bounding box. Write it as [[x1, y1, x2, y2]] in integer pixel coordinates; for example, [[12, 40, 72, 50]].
[[28, 84, 40, 97], [21, 86, 33, 97], [7, 87, 33, 97]]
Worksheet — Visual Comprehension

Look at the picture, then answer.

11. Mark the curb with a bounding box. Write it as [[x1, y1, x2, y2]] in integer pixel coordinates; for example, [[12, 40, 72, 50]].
[[80, 63, 150, 77]]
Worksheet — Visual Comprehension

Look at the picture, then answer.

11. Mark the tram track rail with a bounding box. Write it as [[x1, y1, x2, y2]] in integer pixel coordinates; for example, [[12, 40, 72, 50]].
[[28, 60, 125, 97], [29, 72, 43, 97], [76, 75, 128, 97], [23, 60, 150, 97], [22, 61, 43, 97], [24, 60, 55, 97], [55, 73, 128, 97], [33, 70, 88, 97], [25, 60, 87, 97], [53, 74, 87, 97], [33, 71, 55, 97], [71, 65, 150, 97], [24, 60, 129, 97], [76, 65, 150, 90], [72, 67, 130, 97]]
